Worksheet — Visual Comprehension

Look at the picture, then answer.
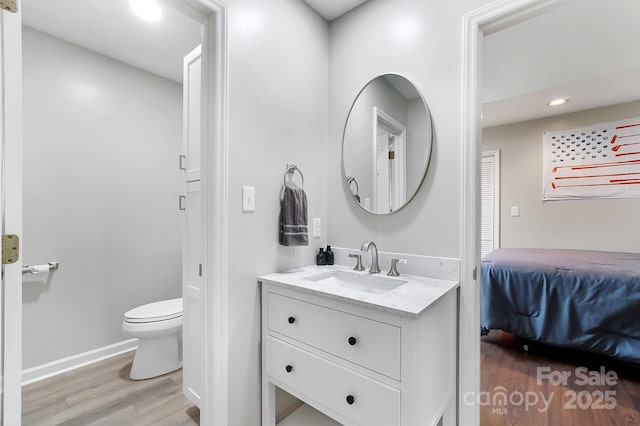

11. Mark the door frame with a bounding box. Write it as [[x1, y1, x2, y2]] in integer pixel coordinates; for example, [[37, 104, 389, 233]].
[[1, 2, 23, 424], [372, 106, 407, 213], [460, 0, 565, 424], [173, 1, 229, 425], [1, 0, 229, 424]]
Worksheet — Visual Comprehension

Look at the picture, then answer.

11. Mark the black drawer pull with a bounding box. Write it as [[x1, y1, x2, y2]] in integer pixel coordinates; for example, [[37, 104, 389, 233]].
[[346, 394, 355, 405], [285, 364, 293, 373], [288, 316, 295, 324], [348, 336, 357, 346]]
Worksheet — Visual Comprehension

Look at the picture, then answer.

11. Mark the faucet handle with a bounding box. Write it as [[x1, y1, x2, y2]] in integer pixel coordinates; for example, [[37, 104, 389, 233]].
[[348, 253, 365, 271], [388, 258, 407, 277]]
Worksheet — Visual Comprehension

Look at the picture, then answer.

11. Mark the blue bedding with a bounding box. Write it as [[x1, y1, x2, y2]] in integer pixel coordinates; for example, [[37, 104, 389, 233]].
[[481, 248, 640, 363]]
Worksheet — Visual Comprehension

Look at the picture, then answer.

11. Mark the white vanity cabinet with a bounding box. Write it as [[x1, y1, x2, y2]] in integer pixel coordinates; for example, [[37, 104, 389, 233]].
[[260, 268, 457, 426]]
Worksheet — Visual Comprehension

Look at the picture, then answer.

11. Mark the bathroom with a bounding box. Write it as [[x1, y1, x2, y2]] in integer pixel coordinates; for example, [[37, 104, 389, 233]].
[[4, 0, 627, 425], [18, 0, 202, 418]]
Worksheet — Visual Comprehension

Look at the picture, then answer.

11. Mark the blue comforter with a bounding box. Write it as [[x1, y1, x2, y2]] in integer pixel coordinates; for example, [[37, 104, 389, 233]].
[[481, 248, 640, 363]]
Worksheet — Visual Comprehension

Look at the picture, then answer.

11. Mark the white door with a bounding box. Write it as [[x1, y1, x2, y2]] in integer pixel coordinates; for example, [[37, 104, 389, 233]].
[[182, 45, 201, 182], [182, 45, 203, 407], [0, 4, 23, 425], [182, 181, 203, 407]]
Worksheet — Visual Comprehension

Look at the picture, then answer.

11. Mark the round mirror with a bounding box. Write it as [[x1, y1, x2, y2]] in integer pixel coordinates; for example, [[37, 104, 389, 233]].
[[342, 74, 433, 214]]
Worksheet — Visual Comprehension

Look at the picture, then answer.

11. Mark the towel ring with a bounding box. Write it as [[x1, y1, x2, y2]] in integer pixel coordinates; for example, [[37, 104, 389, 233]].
[[284, 164, 304, 188], [346, 176, 359, 194]]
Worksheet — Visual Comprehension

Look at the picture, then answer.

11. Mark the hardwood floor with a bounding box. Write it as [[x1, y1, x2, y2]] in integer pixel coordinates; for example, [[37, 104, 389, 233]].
[[481, 330, 640, 426], [22, 351, 199, 426], [23, 335, 639, 425]]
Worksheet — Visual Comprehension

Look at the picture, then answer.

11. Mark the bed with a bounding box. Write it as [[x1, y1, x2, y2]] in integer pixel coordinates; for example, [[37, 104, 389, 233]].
[[481, 248, 640, 364]]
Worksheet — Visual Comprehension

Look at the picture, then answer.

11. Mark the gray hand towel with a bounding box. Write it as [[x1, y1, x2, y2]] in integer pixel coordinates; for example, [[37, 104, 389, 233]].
[[279, 186, 308, 246]]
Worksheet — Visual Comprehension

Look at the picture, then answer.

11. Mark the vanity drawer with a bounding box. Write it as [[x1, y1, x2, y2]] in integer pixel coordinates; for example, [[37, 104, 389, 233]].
[[267, 292, 400, 380], [266, 336, 400, 426]]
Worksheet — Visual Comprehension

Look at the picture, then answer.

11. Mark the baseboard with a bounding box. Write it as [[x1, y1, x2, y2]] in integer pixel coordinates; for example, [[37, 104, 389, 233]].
[[22, 338, 138, 386]]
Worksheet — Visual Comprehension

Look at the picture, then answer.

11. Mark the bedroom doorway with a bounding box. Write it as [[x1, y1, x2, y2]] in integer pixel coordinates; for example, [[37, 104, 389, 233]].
[[461, 0, 572, 424], [464, 0, 640, 424]]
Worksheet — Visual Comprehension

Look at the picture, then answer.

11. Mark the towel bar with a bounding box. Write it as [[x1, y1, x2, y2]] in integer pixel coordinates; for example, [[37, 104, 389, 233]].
[[346, 176, 359, 194], [284, 164, 304, 188]]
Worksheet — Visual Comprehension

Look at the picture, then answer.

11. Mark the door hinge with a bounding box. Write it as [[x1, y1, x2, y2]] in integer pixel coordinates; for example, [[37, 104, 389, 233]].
[[179, 195, 186, 211], [179, 155, 186, 171], [388, 151, 395, 160], [1, 0, 17, 13], [198, 264, 203, 277], [472, 266, 478, 281], [2, 234, 19, 264]]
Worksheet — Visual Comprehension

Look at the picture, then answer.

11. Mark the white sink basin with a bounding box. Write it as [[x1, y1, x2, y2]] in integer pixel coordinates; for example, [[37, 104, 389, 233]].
[[304, 270, 408, 295]]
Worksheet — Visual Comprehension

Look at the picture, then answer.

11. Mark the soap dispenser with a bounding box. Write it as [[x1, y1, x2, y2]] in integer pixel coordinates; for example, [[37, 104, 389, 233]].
[[316, 248, 327, 266], [326, 245, 334, 265]]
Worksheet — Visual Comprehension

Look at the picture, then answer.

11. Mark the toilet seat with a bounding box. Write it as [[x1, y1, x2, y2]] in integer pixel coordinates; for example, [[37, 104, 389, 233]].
[[124, 298, 183, 323]]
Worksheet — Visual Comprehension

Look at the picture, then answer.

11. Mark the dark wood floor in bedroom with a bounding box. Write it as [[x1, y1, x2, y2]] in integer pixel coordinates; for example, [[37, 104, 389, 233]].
[[481, 330, 640, 426], [22, 351, 199, 426]]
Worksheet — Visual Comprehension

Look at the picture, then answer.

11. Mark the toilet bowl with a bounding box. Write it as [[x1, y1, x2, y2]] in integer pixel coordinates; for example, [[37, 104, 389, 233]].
[[122, 298, 183, 380]]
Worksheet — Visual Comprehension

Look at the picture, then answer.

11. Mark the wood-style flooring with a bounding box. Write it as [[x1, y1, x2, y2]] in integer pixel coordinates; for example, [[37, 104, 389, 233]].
[[481, 330, 640, 425], [23, 333, 640, 425], [22, 351, 199, 426]]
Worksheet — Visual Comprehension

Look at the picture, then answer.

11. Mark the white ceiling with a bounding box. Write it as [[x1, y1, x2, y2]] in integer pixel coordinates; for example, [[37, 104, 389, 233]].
[[22, 0, 202, 83], [303, 0, 370, 21], [24, 0, 637, 126], [482, 0, 640, 128], [22, 0, 367, 84]]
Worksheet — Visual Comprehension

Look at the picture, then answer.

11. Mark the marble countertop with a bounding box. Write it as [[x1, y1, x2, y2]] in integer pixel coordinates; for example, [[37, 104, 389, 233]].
[[259, 264, 459, 317]]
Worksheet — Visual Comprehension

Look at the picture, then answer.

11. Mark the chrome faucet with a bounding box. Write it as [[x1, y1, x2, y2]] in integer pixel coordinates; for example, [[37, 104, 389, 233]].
[[360, 241, 381, 273]]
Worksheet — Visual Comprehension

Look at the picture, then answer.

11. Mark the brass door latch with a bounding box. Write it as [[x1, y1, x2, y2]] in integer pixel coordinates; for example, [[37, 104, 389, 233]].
[[2, 234, 19, 264]]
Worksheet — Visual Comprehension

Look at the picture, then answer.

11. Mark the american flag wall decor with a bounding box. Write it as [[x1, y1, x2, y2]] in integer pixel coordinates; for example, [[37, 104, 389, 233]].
[[542, 117, 640, 200]]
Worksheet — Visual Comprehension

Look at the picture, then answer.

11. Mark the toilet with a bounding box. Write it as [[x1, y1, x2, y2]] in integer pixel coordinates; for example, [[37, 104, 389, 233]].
[[122, 298, 183, 380]]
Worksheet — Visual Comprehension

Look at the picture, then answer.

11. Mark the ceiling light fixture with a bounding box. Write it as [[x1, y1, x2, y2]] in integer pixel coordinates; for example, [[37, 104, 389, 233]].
[[130, 0, 162, 22], [547, 98, 569, 107]]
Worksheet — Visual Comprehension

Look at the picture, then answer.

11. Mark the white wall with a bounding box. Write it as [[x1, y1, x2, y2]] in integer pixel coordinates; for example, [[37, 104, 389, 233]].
[[222, 0, 504, 422], [224, 0, 329, 424], [21, 27, 183, 369], [482, 100, 640, 253], [328, 0, 487, 258]]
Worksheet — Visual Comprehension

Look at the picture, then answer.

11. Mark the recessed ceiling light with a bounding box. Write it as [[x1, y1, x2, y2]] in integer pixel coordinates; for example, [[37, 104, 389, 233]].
[[547, 98, 569, 107], [130, 0, 162, 22]]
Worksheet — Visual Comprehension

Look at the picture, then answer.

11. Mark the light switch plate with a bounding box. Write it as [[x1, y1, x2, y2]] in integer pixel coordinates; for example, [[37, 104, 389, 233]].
[[312, 218, 321, 238], [242, 186, 255, 212], [510, 206, 520, 217]]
